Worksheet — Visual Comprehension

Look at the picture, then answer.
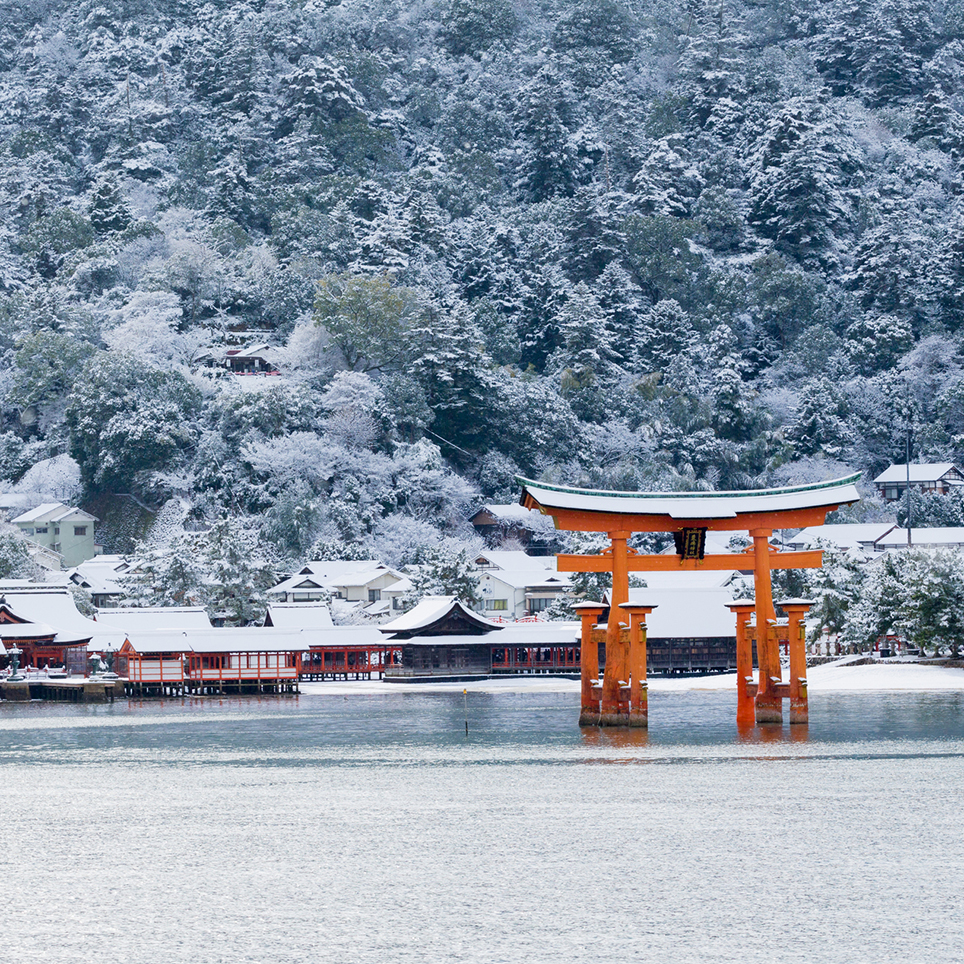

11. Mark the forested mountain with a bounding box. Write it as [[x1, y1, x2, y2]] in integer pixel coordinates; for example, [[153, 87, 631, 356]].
[[2, 0, 964, 577]]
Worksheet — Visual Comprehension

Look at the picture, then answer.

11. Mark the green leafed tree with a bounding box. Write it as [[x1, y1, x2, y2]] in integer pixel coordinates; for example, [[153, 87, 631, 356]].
[[313, 272, 421, 372], [64, 352, 202, 494]]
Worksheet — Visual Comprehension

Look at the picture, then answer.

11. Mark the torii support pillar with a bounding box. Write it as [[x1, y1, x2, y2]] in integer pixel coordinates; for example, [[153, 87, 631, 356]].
[[779, 598, 814, 725], [600, 532, 631, 726], [620, 602, 655, 728], [727, 600, 757, 727], [751, 528, 782, 724], [575, 602, 605, 727]]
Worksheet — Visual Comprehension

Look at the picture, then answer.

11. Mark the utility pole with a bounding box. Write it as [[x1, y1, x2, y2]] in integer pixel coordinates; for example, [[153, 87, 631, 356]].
[[906, 426, 912, 548]]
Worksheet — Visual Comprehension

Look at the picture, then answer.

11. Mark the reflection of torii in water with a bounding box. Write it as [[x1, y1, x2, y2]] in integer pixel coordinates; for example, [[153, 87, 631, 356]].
[[517, 474, 861, 728]]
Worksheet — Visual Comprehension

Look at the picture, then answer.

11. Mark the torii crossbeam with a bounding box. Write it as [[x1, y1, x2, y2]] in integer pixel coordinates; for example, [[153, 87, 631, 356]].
[[518, 474, 861, 728]]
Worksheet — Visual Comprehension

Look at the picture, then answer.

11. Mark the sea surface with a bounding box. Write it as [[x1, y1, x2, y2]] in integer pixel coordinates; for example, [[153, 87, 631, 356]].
[[1, 688, 962, 964]]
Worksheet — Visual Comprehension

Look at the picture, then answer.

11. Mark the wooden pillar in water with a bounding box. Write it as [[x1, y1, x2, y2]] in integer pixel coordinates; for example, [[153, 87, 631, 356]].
[[620, 603, 654, 728], [779, 599, 813, 725], [600, 532, 631, 726], [727, 599, 757, 726], [574, 602, 605, 726], [751, 528, 782, 724]]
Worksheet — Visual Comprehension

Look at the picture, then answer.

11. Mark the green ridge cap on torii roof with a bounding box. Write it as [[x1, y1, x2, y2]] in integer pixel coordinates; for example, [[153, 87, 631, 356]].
[[515, 472, 862, 524], [515, 472, 862, 502]]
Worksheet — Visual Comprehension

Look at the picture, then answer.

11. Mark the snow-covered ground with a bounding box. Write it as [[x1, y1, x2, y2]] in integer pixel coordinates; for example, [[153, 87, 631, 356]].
[[299, 658, 964, 697]]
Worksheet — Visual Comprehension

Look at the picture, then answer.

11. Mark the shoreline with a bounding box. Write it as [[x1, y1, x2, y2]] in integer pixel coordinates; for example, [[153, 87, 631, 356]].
[[298, 658, 964, 697]]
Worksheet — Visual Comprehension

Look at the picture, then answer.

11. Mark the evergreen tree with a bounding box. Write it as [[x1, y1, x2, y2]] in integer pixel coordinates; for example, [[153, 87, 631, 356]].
[[88, 178, 131, 234]]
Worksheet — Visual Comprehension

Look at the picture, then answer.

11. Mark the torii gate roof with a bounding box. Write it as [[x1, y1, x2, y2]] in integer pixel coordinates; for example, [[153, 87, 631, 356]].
[[517, 473, 861, 532]]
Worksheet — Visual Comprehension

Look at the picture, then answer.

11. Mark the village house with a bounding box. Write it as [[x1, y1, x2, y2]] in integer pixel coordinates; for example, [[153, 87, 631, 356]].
[[65, 554, 132, 608], [11, 503, 100, 567], [873, 463, 964, 501], [474, 550, 571, 620], [786, 522, 900, 553], [267, 560, 412, 616]]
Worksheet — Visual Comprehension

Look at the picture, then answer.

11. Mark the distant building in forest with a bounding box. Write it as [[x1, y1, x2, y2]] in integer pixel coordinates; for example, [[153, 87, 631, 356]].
[[873, 463, 964, 501], [198, 343, 282, 375], [469, 503, 557, 552]]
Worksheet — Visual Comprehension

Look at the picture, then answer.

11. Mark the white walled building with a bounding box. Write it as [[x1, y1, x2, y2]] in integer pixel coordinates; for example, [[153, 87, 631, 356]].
[[474, 551, 571, 620], [12, 503, 99, 567]]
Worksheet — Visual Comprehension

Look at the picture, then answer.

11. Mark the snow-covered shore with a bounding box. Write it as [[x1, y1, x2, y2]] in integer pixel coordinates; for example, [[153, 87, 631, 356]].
[[298, 659, 964, 697]]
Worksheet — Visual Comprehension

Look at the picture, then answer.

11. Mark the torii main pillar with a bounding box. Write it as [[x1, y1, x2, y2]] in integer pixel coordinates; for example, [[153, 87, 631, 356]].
[[517, 473, 862, 728]]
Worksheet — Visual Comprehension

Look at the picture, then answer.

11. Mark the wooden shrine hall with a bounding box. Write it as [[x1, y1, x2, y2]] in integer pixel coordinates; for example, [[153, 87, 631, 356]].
[[517, 474, 861, 727]]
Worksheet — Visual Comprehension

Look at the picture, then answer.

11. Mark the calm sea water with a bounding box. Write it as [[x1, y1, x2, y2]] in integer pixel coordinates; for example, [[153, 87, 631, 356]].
[[1, 688, 963, 964]]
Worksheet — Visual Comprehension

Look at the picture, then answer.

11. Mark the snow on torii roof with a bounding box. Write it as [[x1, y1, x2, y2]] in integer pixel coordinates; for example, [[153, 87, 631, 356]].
[[517, 474, 861, 527]]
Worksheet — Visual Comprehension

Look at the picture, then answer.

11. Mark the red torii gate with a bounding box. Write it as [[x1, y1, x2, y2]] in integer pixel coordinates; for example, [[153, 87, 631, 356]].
[[517, 474, 861, 727]]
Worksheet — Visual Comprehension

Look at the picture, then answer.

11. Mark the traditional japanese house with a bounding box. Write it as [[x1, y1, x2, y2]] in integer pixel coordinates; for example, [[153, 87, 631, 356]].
[[297, 626, 386, 680], [381, 596, 579, 681], [474, 551, 572, 619], [600, 571, 742, 674], [0, 586, 123, 673], [185, 629, 301, 693], [873, 463, 964, 501], [115, 636, 186, 696]]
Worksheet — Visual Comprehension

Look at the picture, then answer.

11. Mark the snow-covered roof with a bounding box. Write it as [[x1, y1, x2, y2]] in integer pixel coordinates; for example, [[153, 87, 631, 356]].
[[873, 463, 962, 484], [12, 502, 67, 523], [479, 569, 572, 592], [398, 622, 579, 647], [264, 603, 334, 629], [473, 504, 542, 524], [380, 596, 501, 635], [11, 502, 97, 524], [787, 523, 899, 550], [474, 550, 555, 571], [0, 617, 56, 640], [876, 527, 964, 548], [622, 585, 737, 639], [225, 343, 279, 359], [497, 622, 578, 645], [518, 474, 861, 522], [123, 625, 384, 654], [0, 585, 126, 650], [68, 556, 131, 596], [632, 570, 742, 591], [96, 607, 213, 630], [267, 560, 404, 595]]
